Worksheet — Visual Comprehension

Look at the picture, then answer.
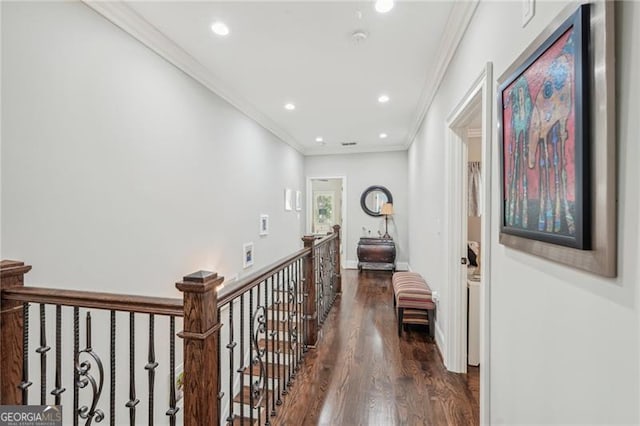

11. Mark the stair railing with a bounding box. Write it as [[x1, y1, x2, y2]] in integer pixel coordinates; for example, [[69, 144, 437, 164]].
[[0, 225, 341, 426]]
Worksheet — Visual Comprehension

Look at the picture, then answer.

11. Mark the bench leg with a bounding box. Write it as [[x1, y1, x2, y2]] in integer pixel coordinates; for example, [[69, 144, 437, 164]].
[[398, 308, 404, 337], [427, 309, 435, 340]]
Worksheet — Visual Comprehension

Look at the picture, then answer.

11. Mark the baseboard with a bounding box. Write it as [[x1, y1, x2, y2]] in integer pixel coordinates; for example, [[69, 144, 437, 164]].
[[344, 260, 410, 271], [396, 262, 410, 271], [435, 322, 446, 361], [344, 260, 358, 269]]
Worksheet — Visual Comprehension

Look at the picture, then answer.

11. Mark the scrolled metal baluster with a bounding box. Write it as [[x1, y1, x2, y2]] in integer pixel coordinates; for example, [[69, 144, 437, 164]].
[[19, 303, 32, 404], [276, 271, 283, 407], [249, 288, 255, 425], [51, 305, 65, 405], [36, 303, 50, 405], [251, 284, 267, 426], [258, 276, 280, 425], [165, 317, 179, 426], [145, 314, 158, 426], [76, 312, 105, 425]]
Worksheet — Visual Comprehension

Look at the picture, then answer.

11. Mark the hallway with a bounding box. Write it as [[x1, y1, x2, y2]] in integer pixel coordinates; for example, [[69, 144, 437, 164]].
[[275, 270, 479, 425]]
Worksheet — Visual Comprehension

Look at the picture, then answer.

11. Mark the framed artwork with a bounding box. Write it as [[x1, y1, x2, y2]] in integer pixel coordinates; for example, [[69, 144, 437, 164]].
[[284, 188, 292, 211], [498, 4, 590, 250], [295, 190, 302, 211], [259, 214, 269, 236], [242, 242, 254, 268], [498, 1, 617, 277]]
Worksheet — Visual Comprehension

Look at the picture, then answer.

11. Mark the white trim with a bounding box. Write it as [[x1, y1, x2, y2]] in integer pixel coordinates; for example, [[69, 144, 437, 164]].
[[306, 176, 347, 266], [405, 0, 480, 149], [444, 63, 493, 426], [82, 1, 305, 154], [304, 144, 407, 157]]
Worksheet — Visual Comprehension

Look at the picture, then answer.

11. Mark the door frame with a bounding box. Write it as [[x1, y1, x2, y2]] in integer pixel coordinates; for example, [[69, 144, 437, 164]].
[[306, 176, 347, 264], [444, 62, 492, 425]]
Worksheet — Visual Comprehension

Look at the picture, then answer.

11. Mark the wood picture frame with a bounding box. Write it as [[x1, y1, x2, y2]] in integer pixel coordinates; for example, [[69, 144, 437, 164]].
[[497, 1, 616, 277]]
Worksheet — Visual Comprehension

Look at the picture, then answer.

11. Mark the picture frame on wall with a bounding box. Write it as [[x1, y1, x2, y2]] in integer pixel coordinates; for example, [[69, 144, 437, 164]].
[[498, 4, 591, 250], [259, 214, 269, 236], [497, 1, 617, 277], [295, 190, 302, 211], [242, 242, 254, 268], [284, 188, 292, 211]]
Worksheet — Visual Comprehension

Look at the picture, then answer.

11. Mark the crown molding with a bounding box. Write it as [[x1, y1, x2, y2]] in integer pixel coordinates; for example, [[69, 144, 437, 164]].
[[404, 0, 480, 149], [82, 1, 306, 154]]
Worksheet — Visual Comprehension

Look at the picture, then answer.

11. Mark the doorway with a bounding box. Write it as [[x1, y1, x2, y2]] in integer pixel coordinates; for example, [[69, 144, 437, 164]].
[[306, 176, 347, 263], [444, 63, 492, 425]]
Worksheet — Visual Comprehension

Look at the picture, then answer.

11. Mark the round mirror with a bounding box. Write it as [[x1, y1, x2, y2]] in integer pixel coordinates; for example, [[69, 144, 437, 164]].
[[360, 185, 393, 217]]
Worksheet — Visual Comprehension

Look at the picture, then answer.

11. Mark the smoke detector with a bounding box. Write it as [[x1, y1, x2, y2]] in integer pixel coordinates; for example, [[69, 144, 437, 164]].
[[351, 30, 368, 44]]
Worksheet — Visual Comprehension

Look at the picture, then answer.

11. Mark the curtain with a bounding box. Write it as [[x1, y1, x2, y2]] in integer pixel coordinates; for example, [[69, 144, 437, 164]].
[[468, 161, 482, 217]]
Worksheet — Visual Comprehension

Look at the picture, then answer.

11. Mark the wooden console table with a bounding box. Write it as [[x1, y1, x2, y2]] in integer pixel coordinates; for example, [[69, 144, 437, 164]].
[[357, 237, 396, 271]]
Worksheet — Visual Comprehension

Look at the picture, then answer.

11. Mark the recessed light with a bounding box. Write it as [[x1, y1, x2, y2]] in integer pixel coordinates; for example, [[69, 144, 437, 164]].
[[379, 133, 388, 139], [284, 103, 296, 111], [210, 21, 230, 37], [378, 94, 390, 103], [375, 0, 394, 14], [315, 137, 324, 143]]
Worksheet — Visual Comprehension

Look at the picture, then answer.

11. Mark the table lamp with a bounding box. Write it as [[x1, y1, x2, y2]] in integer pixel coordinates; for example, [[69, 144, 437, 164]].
[[381, 202, 394, 239]]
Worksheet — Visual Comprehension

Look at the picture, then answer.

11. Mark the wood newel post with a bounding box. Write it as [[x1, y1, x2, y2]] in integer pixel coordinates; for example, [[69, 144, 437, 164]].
[[176, 270, 224, 426], [0, 260, 31, 405], [332, 225, 342, 294], [302, 236, 318, 347]]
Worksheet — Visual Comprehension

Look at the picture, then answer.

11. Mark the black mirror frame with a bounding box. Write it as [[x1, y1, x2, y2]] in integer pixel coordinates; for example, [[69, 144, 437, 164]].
[[360, 185, 393, 217]]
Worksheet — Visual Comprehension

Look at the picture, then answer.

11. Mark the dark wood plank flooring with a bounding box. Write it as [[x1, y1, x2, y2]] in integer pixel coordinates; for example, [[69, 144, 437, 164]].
[[274, 270, 479, 426]]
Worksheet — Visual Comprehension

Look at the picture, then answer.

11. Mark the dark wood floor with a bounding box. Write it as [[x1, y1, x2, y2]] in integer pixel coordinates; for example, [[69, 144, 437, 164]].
[[275, 270, 479, 426]]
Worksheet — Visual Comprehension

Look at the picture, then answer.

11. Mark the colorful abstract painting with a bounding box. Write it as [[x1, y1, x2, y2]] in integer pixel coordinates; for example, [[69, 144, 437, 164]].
[[499, 5, 590, 249]]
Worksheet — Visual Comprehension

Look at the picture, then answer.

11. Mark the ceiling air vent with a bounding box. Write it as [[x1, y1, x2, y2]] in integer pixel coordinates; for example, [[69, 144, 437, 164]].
[[341, 142, 358, 147]]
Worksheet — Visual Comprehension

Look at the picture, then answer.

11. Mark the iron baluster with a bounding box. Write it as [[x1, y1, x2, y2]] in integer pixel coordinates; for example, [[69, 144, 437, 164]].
[[73, 307, 79, 426], [19, 302, 32, 404], [227, 302, 236, 424], [249, 288, 254, 426], [76, 312, 105, 425], [145, 314, 158, 426], [51, 305, 65, 405], [267, 277, 274, 420], [125, 313, 139, 425], [165, 317, 178, 426], [238, 294, 246, 425], [110, 311, 115, 426], [36, 303, 50, 404]]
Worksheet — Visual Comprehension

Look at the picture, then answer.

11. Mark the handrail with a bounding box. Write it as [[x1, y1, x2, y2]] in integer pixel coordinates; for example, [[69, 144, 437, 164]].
[[217, 247, 310, 307], [2, 287, 183, 317], [314, 232, 338, 247]]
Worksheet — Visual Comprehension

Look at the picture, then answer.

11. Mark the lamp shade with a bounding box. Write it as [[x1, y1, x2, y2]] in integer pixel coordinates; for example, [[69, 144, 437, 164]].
[[381, 203, 394, 215]]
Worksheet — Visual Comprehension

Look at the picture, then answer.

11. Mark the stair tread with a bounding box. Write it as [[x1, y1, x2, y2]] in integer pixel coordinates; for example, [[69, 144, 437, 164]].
[[243, 361, 285, 377], [230, 414, 259, 426], [233, 385, 271, 406], [258, 338, 296, 352], [268, 302, 302, 312]]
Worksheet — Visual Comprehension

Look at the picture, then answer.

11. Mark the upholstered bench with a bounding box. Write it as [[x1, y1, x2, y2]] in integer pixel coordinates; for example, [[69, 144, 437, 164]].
[[392, 272, 435, 338]]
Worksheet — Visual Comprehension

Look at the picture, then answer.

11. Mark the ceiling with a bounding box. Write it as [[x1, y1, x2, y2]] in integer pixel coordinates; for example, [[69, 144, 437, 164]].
[[99, 1, 476, 156]]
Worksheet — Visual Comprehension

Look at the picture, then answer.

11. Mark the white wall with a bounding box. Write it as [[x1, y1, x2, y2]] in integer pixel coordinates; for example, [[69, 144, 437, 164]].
[[1, 1, 305, 296], [409, 1, 640, 424], [305, 151, 408, 268], [1, 4, 306, 424]]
